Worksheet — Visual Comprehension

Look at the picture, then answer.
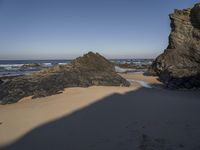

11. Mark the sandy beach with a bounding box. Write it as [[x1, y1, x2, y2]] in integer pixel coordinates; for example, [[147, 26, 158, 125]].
[[0, 73, 200, 150], [1, 1, 200, 149]]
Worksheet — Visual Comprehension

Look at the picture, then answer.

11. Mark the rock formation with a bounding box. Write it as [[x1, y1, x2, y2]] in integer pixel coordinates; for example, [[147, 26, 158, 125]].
[[0, 80, 3, 85], [150, 3, 200, 89], [0, 52, 130, 104], [21, 63, 41, 68]]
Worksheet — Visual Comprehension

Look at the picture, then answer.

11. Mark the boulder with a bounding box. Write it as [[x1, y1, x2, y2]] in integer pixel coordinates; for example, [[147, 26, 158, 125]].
[[149, 3, 200, 89], [0, 52, 130, 104]]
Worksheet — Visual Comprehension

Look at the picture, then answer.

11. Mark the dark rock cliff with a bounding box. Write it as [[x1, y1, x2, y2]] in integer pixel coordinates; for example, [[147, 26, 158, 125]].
[[0, 52, 130, 104], [149, 3, 200, 89]]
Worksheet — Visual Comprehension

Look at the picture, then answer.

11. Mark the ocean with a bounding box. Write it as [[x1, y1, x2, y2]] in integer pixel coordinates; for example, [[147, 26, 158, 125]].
[[0, 60, 70, 77], [0, 59, 153, 77]]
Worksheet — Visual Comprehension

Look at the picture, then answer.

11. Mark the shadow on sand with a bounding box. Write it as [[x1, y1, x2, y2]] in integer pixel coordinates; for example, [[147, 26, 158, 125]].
[[1, 87, 200, 150]]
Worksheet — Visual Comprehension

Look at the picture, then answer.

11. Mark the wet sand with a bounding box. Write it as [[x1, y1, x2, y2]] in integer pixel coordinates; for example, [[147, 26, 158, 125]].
[[119, 73, 162, 85]]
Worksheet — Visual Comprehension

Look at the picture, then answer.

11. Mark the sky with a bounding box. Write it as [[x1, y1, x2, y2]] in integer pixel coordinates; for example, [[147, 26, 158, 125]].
[[0, 0, 199, 60]]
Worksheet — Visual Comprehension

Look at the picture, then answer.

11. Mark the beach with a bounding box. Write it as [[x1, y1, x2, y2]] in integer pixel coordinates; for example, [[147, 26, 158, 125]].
[[1, 1, 200, 149], [0, 73, 200, 150]]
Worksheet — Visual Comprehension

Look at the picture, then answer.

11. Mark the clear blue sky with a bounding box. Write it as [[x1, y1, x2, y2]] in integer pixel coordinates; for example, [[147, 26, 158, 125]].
[[0, 0, 198, 59]]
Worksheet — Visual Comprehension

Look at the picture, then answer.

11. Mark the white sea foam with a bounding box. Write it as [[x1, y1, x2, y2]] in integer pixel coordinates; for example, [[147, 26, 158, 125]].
[[58, 62, 68, 65], [115, 66, 136, 73], [0, 64, 23, 67], [42, 63, 52, 67], [0, 64, 23, 70]]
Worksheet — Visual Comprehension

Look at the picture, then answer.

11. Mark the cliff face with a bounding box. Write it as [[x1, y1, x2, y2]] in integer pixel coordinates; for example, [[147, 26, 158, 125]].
[[150, 3, 200, 89], [0, 52, 130, 104]]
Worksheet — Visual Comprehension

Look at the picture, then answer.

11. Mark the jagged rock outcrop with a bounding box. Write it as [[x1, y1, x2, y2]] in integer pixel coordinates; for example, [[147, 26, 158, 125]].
[[71, 52, 115, 72], [150, 3, 200, 89], [0, 52, 130, 104]]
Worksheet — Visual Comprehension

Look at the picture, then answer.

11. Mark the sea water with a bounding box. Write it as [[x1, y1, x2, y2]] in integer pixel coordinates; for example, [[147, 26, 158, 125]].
[[0, 60, 71, 77], [0, 59, 153, 77]]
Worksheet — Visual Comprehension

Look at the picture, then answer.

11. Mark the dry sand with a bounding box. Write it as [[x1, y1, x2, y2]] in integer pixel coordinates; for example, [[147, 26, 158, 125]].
[[0, 85, 137, 147], [0, 73, 200, 150]]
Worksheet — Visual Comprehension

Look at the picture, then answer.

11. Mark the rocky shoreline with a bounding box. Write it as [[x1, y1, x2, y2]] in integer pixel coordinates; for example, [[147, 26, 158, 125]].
[[0, 52, 130, 104], [149, 3, 200, 89]]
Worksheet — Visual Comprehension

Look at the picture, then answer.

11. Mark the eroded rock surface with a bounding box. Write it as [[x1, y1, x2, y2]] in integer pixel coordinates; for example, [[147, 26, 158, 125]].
[[150, 3, 200, 89], [0, 52, 130, 104]]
